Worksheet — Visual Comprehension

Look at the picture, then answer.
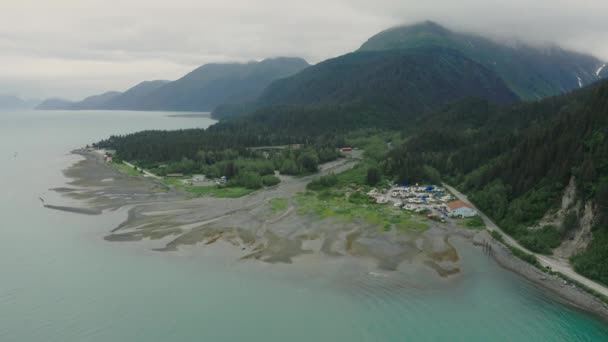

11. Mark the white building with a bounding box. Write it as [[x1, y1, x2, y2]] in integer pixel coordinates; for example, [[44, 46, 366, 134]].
[[447, 200, 477, 218]]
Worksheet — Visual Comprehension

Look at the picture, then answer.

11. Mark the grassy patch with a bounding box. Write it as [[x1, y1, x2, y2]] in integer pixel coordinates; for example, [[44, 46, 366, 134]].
[[396, 219, 429, 232], [490, 230, 505, 243], [459, 216, 485, 230], [112, 162, 141, 176], [335, 164, 368, 186], [508, 245, 541, 268], [295, 191, 429, 233], [270, 198, 289, 212], [213, 187, 256, 198]]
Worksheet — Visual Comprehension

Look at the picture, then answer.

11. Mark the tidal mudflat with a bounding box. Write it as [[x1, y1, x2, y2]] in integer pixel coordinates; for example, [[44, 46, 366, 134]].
[[43, 149, 608, 322], [51, 150, 472, 278]]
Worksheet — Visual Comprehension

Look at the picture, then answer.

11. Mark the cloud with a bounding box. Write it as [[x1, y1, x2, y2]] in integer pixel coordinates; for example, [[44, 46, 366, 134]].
[[1, 0, 607, 99]]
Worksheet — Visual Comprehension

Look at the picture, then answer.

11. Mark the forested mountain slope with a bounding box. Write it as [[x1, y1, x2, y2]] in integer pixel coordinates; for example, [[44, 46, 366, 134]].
[[230, 48, 518, 130], [386, 80, 608, 284], [259, 48, 516, 107]]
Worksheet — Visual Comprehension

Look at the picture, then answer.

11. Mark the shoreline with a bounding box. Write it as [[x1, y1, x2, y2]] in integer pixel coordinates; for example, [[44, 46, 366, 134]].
[[49, 148, 608, 322], [474, 230, 608, 321]]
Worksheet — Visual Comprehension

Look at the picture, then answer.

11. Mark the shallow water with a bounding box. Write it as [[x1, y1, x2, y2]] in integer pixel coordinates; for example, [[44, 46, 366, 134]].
[[1, 110, 608, 341]]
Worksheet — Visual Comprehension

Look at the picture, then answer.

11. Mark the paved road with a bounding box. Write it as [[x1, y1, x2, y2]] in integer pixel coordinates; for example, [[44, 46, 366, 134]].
[[444, 183, 608, 298]]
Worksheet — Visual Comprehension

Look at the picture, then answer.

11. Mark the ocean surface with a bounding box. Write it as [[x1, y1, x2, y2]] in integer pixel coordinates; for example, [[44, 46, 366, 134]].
[[1, 110, 608, 342]]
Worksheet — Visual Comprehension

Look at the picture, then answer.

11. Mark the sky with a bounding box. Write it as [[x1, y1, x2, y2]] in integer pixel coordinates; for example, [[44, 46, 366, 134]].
[[1, 0, 607, 100]]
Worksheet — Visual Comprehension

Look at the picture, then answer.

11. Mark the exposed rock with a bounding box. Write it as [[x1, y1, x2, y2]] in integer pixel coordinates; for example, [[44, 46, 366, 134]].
[[554, 202, 594, 260], [533, 176, 577, 230]]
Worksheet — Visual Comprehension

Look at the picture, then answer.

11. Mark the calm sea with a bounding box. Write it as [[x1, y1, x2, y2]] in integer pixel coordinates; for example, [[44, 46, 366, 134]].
[[1, 110, 607, 341]]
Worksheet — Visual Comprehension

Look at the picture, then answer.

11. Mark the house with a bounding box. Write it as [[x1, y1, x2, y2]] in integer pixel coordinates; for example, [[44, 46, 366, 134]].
[[340, 147, 353, 152], [166, 173, 184, 178], [447, 200, 477, 218]]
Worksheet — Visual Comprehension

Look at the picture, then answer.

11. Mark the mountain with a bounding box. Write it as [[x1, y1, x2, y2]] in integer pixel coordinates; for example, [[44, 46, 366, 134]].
[[359, 21, 607, 100], [71, 91, 121, 110], [125, 57, 309, 112], [36, 92, 121, 110], [36, 98, 75, 110], [101, 80, 169, 110], [259, 48, 516, 107], [43, 57, 310, 112], [0, 95, 39, 110], [387, 79, 608, 284], [231, 47, 518, 131]]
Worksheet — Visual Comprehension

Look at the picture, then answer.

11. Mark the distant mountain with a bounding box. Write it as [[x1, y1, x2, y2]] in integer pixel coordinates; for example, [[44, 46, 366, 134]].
[[0, 95, 39, 110], [237, 48, 518, 131], [71, 91, 121, 110], [35, 98, 75, 110], [41, 57, 310, 112], [36, 92, 121, 110], [101, 80, 169, 110], [124, 57, 309, 112], [358, 21, 607, 100]]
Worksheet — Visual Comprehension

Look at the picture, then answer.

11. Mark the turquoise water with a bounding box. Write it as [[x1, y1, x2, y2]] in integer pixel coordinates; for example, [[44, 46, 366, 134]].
[[1, 110, 608, 341]]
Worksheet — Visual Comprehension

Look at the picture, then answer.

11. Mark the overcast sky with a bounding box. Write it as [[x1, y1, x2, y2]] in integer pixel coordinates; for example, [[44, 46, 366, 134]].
[[2, 0, 607, 100]]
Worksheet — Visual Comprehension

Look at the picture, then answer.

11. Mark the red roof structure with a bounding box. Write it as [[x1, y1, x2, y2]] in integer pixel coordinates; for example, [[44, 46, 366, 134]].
[[447, 200, 474, 211]]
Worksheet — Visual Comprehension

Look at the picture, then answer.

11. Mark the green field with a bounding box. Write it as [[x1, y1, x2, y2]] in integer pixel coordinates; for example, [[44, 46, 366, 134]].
[[295, 190, 429, 233], [458, 216, 486, 230], [270, 198, 289, 212], [112, 162, 141, 176]]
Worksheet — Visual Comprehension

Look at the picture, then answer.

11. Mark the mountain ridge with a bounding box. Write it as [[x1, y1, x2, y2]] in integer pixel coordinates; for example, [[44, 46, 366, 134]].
[[359, 21, 607, 100], [214, 47, 519, 128], [37, 57, 309, 112]]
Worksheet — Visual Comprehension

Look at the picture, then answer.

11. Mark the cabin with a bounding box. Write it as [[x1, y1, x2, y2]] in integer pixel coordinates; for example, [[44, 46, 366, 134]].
[[340, 147, 353, 152], [166, 173, 184, 178], [447, 200, 477, 218]]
